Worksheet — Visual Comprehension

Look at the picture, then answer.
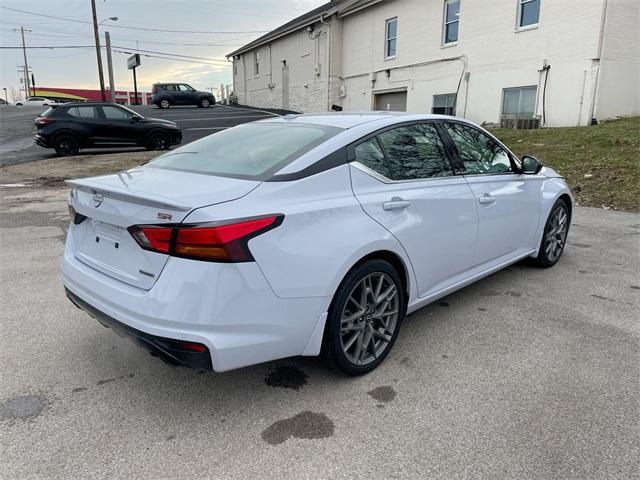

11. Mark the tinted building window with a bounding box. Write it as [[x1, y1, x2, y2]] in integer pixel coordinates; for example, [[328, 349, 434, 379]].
[[385, 18, 397, 58], [519, 0, 540, 27], [443, 0, 460, 44]]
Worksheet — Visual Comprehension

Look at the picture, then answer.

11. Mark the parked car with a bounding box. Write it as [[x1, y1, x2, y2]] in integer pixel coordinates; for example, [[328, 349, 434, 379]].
[[16, 96, 57, 107], [34, 102, 182, 156], [151, 83, 215, 109], [62, 113, 573, 375]]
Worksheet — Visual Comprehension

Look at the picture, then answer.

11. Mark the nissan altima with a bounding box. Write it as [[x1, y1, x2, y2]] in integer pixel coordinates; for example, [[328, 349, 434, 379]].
[[62, 113, 573, 375]]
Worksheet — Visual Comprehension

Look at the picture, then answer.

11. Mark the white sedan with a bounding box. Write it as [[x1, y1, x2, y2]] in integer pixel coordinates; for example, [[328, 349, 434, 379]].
[[15, 96, 57, 107], [62, 113, 573, 375]]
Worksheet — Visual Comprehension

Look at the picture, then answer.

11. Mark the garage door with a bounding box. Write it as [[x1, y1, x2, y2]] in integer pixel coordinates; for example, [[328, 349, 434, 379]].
[[374, 91, 407, 112]]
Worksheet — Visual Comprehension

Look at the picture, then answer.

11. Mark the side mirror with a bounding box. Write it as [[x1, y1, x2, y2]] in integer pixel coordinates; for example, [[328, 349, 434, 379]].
[[131, 115, 141, 122], [521, 155, 543, 174]]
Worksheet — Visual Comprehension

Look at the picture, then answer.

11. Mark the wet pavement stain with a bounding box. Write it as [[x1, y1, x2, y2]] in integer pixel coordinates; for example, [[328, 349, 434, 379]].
[[96, 378, 117, 386], [264, 366, 308, 391], [0, 394, 50, 422], [478, 307, 487, 311], [71, 387, 87, 393], [261, 411, 334, 445], [631, 286, 640, 290], [437, 301, 450, 307], [367, 386, 397, 403], [568, 242, 592, 248]]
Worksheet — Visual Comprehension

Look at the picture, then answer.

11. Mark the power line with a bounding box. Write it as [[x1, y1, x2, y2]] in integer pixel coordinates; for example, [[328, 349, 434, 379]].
[[0, 6, 269, 34]]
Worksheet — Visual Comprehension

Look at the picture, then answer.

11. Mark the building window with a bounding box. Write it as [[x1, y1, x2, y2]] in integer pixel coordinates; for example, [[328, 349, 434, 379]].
[[254, 51, 260, 75], [443, 0, 460, 44], [502, 86, 537, 117], [385, 17, 397, 58], [518, 0, 540, 28], [432, 93, 457, 116]]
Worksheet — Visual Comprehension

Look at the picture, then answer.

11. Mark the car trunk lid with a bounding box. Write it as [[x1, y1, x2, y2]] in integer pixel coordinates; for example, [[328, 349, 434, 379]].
[[66, 167, 260, 290]]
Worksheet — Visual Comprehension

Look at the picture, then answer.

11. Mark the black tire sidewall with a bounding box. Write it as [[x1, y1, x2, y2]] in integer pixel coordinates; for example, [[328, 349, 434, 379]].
[[146, 131, 170, 150], [54, 134, 79, 156], [323, 259, 406, 376], [536, 199, 570, 267]]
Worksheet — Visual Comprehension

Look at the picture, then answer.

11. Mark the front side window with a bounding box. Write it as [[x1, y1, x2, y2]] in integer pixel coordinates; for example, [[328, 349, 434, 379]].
[[354, 138, 390, 178], [101, 105, 132, 120], [149, 122, 341, 180], [444, 123, 513, 175], [385, 18, 397, 58], [178, 84, 194, 92], [443, 0, 460, 44], [432, 93, 457, 116], [519, 0, 540, 27], [28, 97, 43, 102], [502, 86, 537, 117], [254, 51, 260, 75], [377, 124, 453, 181]]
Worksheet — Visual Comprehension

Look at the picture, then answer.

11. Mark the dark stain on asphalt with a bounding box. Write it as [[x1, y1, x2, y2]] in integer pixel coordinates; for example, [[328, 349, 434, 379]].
[[590, 294, 632, 306], [367, 386, 396, 403], [97, 378, 117, 386], [631, 286, 640, 290], [478, 307, 487, 311], [72, 387, 87, 393], [578, 270, 590, 274], [264, 366, 308, 391], [400, 356, 410, 365], [437, 300, 450, 307], [261, 411, 334, 445], [568, 242, 592, 248], [166, 434, 176, 441], [0, 394, 50, 422], [441, 354, 449, 359]]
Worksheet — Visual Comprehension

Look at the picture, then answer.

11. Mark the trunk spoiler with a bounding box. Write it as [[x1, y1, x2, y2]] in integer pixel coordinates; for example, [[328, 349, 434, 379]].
[[66, 179, 192, 211]]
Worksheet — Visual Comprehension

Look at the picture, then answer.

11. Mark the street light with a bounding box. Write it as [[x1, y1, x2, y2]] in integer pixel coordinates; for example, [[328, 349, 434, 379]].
[[99, 16, 119, 25], [3, 87, 7, 106]]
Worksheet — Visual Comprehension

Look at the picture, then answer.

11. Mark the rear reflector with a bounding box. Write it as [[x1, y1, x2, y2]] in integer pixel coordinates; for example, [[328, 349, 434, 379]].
[[128, 214, 283, 262]]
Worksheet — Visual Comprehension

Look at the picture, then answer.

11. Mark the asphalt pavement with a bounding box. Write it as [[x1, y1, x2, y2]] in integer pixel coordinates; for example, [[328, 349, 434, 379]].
[[0, 104, 279, 167], [0, 178, 638, 478]]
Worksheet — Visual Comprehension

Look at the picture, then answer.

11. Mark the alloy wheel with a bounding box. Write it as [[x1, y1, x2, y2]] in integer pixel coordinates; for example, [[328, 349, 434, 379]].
[[544, 206, 568, 262], [340, 272, 399, 366]]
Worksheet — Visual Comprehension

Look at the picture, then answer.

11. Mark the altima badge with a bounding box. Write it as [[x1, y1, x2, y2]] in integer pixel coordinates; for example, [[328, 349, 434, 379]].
[[157, 212, 173, 220], [93, 193, 104, 208]]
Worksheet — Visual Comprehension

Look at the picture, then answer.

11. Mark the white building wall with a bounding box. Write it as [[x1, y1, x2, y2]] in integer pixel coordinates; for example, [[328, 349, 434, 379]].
[[594, 0, 640, 121], [232, 0, 637, 126]]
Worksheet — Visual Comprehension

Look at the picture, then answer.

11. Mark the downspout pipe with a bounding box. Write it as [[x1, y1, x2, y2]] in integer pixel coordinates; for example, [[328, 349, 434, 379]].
[[590, 0, 609, 125]]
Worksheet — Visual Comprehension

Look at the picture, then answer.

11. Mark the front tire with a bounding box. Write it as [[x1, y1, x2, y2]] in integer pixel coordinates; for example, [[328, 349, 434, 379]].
[[321, 259, 405, 376], [533, 198, 570, 268], [146, 131, 170, 150], [53, 134, 80, 156]]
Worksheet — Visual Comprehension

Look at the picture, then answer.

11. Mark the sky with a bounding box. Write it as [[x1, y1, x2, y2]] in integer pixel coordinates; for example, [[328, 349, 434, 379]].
[[0, 0, 326, 100]]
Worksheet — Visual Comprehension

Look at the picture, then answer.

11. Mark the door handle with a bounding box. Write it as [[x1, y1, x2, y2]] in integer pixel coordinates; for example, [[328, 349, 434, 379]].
[[478, 194, 496, 205], [383, 198, 411, 211]]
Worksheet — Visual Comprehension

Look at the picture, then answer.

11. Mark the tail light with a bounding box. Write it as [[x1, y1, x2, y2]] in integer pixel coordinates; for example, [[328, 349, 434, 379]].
[[128, 214, 283, 262], [35, 116, 54, 127]]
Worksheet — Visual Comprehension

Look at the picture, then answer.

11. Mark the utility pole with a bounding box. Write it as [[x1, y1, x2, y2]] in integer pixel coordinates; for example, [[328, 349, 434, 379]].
[[105, 31, 115, 102], [14, 27, 32, 98], [3, 88, 7, 106], [90, 0, 106, 101]]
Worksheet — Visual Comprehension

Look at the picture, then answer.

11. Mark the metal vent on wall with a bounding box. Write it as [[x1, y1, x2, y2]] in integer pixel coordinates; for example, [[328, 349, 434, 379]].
[[500, 115, 541, 130]]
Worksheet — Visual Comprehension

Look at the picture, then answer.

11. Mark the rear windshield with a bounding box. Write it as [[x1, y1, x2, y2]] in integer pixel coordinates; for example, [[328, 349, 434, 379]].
[[147, 122, 342, 180]]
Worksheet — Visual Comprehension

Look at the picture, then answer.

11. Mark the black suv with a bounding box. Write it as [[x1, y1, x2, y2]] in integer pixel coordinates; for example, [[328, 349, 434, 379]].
[[34, 102, 182, 156], [151, 83, 215, 109]]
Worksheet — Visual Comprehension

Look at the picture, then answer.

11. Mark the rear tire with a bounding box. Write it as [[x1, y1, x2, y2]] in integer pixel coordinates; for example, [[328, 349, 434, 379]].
[[199, 98, 211, 108], [146, 131, 170, 150], [533, 198, 570, 268], [53, 134, 80, 156], [158, 99, 171, 109], [321, 259, 405, 376]]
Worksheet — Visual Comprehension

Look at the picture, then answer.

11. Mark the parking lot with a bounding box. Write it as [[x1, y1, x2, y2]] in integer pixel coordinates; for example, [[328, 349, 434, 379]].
[[0, 104, 279, 166], [1, 156, 638, 479]]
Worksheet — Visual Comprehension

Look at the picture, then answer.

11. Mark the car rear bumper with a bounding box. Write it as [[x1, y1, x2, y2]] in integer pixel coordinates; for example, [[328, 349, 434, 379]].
[[34, 133, 49, 148], [61, 232, 330, 372], [66, 288, 213, 370]]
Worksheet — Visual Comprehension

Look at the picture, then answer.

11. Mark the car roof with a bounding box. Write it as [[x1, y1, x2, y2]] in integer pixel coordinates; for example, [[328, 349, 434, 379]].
[[261, 112, 460, 129], [52, 102, 121, 107]]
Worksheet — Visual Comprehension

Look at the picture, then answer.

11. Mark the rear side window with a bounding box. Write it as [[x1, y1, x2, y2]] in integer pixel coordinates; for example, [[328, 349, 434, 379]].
[[443, 123, 513, 174], [164, 84, 178, 91], [67, 106, 100, 119], [354, 139, 391, 178], [148, 122, 342, 180], [377, 124, 453, 180]]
